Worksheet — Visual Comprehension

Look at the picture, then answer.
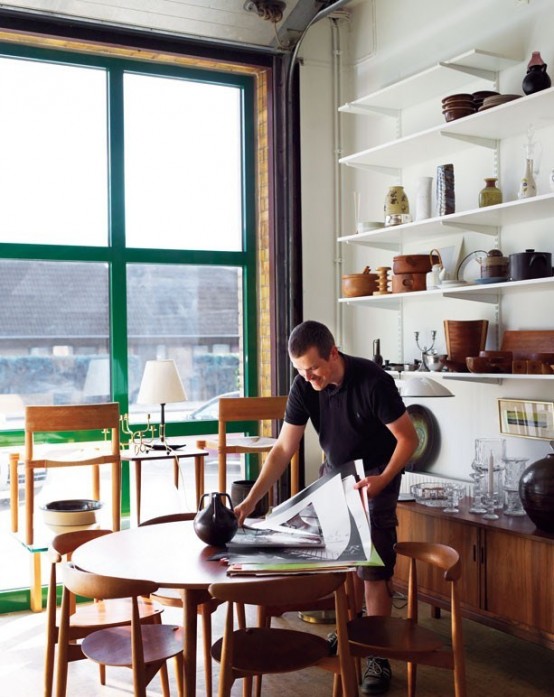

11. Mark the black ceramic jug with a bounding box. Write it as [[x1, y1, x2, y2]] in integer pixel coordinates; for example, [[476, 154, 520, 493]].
[[519, 451, 554, 533], [522, 51, 551, 95], [193, 492, 238, 546]]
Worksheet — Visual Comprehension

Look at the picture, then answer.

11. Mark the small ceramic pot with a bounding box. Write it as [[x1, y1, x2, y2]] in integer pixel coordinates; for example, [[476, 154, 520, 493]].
[[509, 250, 553, 281]]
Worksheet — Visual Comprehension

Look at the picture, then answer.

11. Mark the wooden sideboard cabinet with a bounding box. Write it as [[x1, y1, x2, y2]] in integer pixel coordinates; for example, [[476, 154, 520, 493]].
[[395, 501, 554, 649]]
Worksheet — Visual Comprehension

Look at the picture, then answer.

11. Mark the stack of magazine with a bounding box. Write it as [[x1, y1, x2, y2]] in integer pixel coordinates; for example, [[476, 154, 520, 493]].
[[225, 462, 383, 575]]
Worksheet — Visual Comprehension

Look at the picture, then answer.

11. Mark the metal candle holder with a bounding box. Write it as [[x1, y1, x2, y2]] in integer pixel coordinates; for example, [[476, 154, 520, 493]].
[[414, 330, 436, 372]]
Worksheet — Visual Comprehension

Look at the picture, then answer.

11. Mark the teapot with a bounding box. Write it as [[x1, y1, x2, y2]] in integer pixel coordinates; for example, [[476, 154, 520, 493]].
[[193, 492, 238, 546], [479, 249, 509, 279]]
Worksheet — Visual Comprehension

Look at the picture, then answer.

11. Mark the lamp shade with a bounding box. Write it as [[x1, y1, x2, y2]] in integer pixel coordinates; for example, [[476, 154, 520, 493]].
[[402, 376, 454, 398], [137, 359, 187, 405]]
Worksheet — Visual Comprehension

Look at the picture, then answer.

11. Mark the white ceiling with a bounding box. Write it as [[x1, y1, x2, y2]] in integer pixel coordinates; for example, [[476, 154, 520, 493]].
[[0, 0, 332, 50]]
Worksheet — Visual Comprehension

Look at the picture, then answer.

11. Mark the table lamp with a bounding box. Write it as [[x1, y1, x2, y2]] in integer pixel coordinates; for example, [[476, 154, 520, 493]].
[[137, 359, 187, 449]]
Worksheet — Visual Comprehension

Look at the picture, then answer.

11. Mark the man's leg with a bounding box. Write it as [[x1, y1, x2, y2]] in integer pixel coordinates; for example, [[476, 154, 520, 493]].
[[364, 578, 393, 616]]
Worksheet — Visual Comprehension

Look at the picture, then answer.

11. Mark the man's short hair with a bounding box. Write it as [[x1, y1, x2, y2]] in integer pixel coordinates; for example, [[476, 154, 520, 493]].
[[288, 320, 336, 360]]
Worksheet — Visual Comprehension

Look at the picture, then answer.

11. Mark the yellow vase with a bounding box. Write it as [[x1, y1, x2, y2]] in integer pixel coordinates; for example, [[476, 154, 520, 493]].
[[384, 186, 410, 226]]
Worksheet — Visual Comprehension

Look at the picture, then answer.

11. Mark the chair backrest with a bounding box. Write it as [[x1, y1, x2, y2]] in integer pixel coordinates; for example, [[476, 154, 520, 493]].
[[396, 541, 462, 619], [61, 561, 159, 601], [209, 571, 346, 607], [217, 395, 299, 495], [24, 403, 121, 545]]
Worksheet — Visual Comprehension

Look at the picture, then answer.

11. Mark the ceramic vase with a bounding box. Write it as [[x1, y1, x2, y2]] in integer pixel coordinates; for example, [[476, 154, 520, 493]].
[[518, 159, 537, 199], [384, 185, 410, 226], [193, 492, 238, 545], [436, 164, 455, 216], [519, 452, 554, 532], [415, 176, 433, 221], [479, 178, 503, 207], [522, 51, 551, 95]]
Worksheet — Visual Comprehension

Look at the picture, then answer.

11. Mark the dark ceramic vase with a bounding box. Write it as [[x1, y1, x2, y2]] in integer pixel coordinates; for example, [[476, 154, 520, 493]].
[[519, 452, 554, 533], [193, 492, 238, 546], [522, 64, 551, 95]]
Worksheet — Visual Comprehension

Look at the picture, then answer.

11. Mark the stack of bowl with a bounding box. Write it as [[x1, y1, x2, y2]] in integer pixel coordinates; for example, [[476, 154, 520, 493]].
[[472, 90, 500, 109], [477, 93, 521, 112], [441, 93, 476, 122]]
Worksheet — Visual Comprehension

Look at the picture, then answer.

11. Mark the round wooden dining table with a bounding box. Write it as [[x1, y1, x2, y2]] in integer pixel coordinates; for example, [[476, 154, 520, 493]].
[[72, 520, 228, 697]]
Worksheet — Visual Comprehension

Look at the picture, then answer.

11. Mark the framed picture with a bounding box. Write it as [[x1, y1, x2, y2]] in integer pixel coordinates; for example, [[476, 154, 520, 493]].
[[498, 398, 554, 440]]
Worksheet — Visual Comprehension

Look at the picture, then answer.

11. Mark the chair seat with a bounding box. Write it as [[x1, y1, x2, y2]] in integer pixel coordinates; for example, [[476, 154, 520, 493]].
[[212, 627, 331, 675], [348, 615, 444, 656], [82, 624, 184, 667], [65, 597, 162, 629]]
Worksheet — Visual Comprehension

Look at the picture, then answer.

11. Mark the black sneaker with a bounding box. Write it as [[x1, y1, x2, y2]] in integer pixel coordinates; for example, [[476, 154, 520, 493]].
[[327, 630, 338, 656], [361, 657, 392, 695]]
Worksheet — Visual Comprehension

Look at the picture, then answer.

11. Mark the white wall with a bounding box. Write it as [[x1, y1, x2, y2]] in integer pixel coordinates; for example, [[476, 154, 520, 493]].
[[299, 0, 554, 483]]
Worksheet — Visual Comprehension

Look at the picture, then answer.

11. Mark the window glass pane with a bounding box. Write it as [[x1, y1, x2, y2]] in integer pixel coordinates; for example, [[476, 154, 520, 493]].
[[124, 74, 243, 251], [0, 260, 110, 431], [127, 264, 243, 424], [0, 57, 108, 245]]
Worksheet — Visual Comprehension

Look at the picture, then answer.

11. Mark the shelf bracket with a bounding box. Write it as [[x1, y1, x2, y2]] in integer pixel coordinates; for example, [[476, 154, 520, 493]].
[[340, 103, 401, 119], [440, 221, 498, 235], [439, 61, 498, 82], [442, 374, 503, 385], [442, 291, 499, 304], [441, 132, 498, 149], [342, 162, 402, 177]]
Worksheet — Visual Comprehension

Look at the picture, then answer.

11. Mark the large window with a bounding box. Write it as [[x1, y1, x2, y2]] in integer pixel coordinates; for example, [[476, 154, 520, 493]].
[[0, 43, 257, 597]]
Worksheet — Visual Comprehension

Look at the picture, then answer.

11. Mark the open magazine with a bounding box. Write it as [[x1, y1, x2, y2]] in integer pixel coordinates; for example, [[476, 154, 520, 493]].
[[226, 461, 383, 575]]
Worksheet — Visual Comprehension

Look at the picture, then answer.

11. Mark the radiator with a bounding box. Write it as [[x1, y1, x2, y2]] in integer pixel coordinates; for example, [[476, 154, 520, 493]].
[[400, 470, 471, 497]]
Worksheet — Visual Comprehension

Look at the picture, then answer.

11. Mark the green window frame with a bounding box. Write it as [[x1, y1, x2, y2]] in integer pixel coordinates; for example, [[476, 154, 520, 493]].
[[0, 41, 258, 609]]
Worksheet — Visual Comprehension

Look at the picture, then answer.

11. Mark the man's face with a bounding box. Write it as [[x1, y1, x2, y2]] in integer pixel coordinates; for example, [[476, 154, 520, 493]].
[[290, 345, 340, 391]]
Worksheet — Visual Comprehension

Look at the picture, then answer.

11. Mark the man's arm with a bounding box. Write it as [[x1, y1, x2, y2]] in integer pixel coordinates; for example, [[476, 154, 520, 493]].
[[234, 421, 306, 525], [354, 410, 418, 499]]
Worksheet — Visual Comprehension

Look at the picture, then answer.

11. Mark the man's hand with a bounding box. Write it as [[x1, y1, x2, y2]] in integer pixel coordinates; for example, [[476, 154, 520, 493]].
[[354, 474, 388, 499], [233, 499, 256, 527]]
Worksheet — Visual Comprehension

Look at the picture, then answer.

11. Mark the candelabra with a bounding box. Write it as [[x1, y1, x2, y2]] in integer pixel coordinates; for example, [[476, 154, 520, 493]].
[[120, 413, 157, 454], [414, 330, 436, 371]]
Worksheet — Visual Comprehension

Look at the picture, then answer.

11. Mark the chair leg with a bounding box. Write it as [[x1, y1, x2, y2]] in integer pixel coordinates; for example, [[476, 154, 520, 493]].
[[332, 672, 342, 697], [99, 664, 106, 686], [159, 662, 170, 697], [407, 661, 417, 697], [242, 675, 253, 697], [175, 653, 184, 697], [201, 607, 214, 697]]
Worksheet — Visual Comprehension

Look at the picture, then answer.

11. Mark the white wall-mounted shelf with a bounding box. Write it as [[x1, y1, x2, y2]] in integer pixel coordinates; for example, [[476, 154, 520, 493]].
[[339, 49, 518, 117], [441, 372, 554, 384], [340, 86, 554, 172], [339, 276, 554, 309], [338, 193, 554, 250]]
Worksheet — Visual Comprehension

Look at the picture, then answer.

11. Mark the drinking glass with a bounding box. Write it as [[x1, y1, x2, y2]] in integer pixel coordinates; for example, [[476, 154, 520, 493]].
[[503, 457, 528, 516]]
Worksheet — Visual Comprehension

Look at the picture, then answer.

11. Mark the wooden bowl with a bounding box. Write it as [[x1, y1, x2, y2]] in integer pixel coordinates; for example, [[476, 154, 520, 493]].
[[466, 357, 492, 373], [341, 272, 378, 297]]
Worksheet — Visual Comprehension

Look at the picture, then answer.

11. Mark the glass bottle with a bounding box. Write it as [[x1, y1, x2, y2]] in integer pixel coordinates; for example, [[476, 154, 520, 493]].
[[479, 178, 502, 207]]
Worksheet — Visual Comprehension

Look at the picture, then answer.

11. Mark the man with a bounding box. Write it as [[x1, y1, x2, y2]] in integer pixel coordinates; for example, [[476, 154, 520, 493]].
[[234, 320, 418, 695]]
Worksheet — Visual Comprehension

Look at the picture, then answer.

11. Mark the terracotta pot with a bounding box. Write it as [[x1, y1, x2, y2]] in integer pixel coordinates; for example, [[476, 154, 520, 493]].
[[392, 254, 440, 274], [391, 272, 427, 293]]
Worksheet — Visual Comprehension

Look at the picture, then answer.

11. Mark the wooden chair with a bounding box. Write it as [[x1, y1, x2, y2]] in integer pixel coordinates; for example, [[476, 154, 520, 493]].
[[24, 403, 122, 546], [348, 541, 466, 697], [139, 512, 232, 697], [45, 529, 165, 697], [209, 572, 358, 697], [205, 396, 300, 497], [58, 561, 184, 697]]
